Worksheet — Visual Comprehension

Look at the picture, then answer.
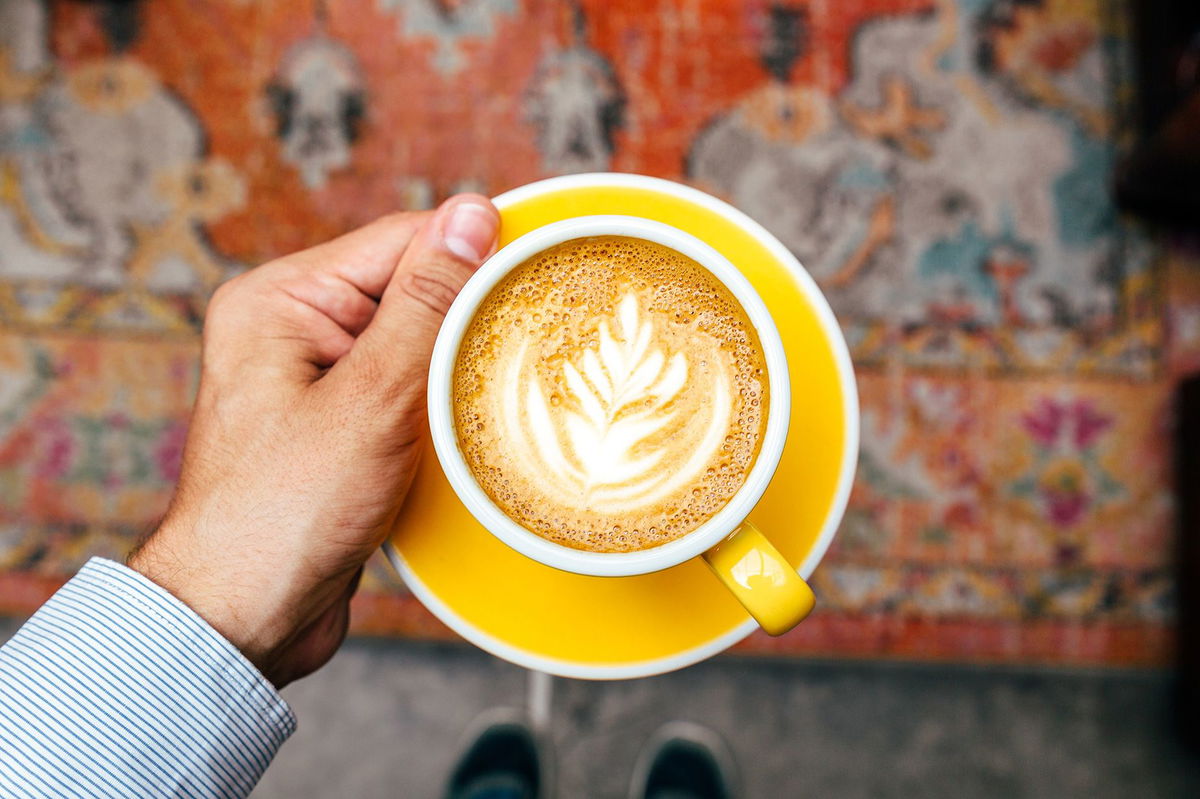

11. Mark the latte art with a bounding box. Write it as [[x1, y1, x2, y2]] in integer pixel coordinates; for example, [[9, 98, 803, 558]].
[[506, 293, 731, 514], [453, 235, 768, 553]]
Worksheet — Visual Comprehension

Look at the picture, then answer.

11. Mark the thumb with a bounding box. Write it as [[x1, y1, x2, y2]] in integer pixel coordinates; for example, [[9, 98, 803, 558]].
[[374, 194, 499, 336], [340, 194, 499, 395]]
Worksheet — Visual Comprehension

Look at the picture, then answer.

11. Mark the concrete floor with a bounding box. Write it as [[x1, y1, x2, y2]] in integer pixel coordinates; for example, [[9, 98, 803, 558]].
[[3, 614, 1198, 797], [255, 638, 1200, 799]]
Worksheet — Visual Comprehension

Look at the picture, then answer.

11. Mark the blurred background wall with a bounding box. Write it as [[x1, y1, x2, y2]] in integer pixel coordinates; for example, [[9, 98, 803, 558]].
[[0, 0, 1188, 671]]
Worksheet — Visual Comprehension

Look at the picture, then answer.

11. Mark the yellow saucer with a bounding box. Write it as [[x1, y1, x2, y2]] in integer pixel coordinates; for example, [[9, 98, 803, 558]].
[[384, 174, 857, 679]]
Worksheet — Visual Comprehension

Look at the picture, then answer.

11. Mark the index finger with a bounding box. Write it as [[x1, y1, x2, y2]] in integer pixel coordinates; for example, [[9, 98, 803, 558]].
[[286, 210, 433, 300]]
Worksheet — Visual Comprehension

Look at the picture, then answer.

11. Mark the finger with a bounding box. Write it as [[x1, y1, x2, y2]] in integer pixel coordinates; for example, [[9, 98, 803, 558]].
[[202, 276, 363, 381], [270, 262, 380, 340], [262, 211, 432, 340], [203, 212, 432, 382], [287, 211, 432, 300], [279, 297, 358, 366], [342, 194, 499, 390], [373, 194, 498, 333]]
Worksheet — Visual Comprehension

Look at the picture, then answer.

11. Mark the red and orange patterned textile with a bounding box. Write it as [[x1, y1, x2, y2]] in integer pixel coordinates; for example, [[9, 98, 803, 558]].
[[0, 0, 1185, 666]]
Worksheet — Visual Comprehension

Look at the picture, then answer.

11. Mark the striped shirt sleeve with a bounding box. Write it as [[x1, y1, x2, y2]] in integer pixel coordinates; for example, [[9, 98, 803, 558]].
[[0, 557, 296, 798]]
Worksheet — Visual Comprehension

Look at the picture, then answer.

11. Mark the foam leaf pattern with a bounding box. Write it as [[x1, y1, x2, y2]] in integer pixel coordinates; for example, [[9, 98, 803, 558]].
[[559, 294, 689, 494], [506, 292, 733, 514]]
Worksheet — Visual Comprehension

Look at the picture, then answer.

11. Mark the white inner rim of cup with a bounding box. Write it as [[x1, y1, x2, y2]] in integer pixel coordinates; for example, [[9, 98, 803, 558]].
[[427, 215, 791, 577]]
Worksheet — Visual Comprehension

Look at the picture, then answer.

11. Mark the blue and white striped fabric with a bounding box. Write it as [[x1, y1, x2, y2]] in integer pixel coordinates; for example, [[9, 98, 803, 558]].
[[0, 557, 296, 798]]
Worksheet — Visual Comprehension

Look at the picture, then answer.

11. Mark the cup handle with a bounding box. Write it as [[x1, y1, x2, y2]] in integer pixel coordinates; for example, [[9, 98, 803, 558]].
[[701, 521, 815, 636]]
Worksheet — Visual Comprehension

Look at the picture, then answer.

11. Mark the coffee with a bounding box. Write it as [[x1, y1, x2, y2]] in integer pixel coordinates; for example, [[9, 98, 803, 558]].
[[452, 235, 769, 553]]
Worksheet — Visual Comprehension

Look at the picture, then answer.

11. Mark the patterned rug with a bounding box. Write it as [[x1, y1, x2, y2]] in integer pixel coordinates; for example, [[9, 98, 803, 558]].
[[0, 0, 1187, 666]]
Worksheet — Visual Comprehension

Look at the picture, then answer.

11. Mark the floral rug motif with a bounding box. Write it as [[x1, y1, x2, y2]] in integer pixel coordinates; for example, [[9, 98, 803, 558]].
[[0, 0, 1183, 666]]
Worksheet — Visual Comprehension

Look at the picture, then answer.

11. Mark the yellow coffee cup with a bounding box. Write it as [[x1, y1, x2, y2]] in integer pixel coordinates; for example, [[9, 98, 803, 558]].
[[426, 213, 813, 635]]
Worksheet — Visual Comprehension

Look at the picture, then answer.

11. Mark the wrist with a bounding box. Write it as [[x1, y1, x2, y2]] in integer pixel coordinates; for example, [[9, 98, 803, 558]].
[[128, 531, 290, 672]]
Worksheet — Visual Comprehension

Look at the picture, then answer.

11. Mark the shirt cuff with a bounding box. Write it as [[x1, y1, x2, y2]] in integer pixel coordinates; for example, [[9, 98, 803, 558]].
[[0, 557, 296, 798]]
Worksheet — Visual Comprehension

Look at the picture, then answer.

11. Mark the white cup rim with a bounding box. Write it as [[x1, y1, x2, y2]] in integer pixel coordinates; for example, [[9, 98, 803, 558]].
[[427, 215, 791, 576]]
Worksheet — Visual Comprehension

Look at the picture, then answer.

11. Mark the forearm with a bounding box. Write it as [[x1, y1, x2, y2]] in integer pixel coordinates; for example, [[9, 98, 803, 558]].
[[0, 558, 295, 798]]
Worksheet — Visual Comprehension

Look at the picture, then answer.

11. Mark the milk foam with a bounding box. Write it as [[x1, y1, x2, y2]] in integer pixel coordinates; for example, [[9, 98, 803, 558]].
[[453, 236, 768, 553], [500, 293, 732, 514]]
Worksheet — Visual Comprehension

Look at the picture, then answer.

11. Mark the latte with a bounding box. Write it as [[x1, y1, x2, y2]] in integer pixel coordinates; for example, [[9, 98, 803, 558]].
[[452, 235, 769, 553]]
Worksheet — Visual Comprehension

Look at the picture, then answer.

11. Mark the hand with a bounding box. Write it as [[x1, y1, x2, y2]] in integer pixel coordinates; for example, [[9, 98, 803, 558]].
[[129, 195, 500, 688]]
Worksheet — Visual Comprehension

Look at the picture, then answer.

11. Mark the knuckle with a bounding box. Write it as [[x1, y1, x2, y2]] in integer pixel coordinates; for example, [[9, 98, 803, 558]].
[[205, 270, 263, 322], [205, 260, 289, 326], [206, 277, 239, 317], [201, 272, 268, 360]]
